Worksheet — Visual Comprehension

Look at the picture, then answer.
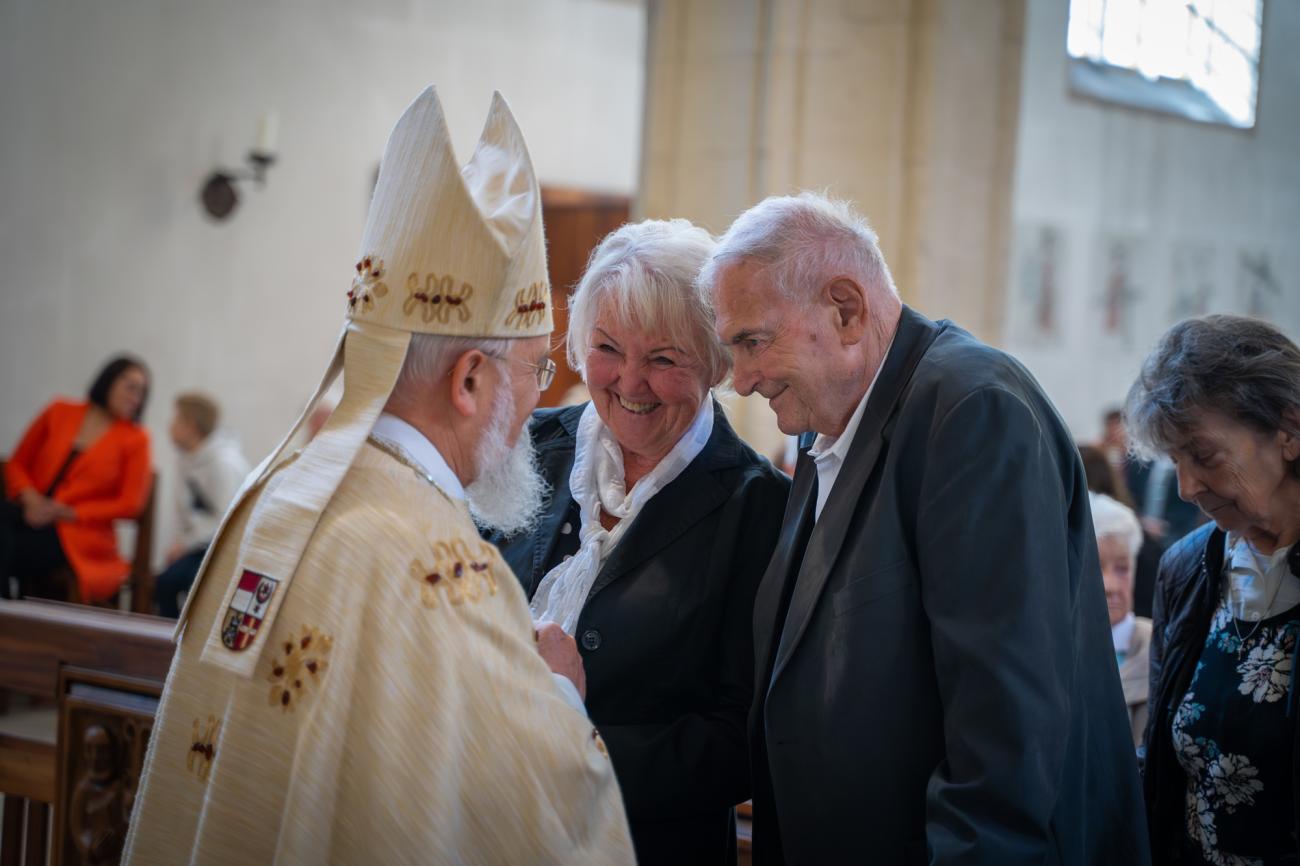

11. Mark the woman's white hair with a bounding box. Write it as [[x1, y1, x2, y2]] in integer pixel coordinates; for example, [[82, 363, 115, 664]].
[[1088, 491, 1143, 559], [566, 218, 728, 387], [696, 191, 897, 304]]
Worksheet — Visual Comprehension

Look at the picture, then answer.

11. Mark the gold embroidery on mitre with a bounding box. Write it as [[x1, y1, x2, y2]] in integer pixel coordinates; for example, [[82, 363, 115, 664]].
[[266, 625, 333, 713], [591, 727, 609, 758], [504, 282, 548, 330], [402, 272, 475, 324], [188, 715, 220, 780], [409, 539, 498, 608], [347, 255, 389, 313]]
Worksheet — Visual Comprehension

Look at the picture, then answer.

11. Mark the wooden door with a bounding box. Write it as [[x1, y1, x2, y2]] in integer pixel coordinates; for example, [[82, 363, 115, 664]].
[[539, 187, 630, 407]]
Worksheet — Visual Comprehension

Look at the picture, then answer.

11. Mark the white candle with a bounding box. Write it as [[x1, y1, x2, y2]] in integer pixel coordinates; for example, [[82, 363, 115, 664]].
[[255, 111, 279, 153]]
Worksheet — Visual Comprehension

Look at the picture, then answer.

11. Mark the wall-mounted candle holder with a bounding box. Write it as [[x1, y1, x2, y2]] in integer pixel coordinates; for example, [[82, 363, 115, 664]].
[[200, 113, 279, 221]]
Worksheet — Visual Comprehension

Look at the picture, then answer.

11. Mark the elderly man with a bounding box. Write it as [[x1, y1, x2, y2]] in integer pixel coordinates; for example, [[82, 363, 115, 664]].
[[702, 193, 1147, 865], [1089, 491, 1152, 747], [122, 88, 633, 865]]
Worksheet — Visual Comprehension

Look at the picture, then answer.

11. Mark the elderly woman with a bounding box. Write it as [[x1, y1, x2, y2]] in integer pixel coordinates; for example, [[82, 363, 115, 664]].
[[1128, 315, 1300, 866], [3, 355, 152, 602], [1081, 442, 1164, 617], [1089, 491, 1151, 747], [491, 219, 790, 866]]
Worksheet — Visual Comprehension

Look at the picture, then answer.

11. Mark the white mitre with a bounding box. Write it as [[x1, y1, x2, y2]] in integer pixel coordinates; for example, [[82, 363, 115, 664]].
[[182, 86, 552, 678]]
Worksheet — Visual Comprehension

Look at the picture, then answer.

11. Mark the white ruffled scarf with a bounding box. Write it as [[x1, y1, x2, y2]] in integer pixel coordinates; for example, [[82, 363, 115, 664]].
[[529, 398, 714, 634]]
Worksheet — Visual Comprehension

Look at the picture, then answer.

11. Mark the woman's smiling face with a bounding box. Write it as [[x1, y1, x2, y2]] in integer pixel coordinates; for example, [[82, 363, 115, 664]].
[[585, 303, 711, 467]]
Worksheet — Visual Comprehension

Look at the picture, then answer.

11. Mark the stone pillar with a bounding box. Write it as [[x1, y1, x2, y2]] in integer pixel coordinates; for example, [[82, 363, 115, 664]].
[[639, 0, 1025, 452]]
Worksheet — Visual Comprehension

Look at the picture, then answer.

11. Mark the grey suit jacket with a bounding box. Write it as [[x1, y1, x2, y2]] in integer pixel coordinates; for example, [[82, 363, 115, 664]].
[[1120, 616, 1153, 747], [748, 306, 1150, 866]]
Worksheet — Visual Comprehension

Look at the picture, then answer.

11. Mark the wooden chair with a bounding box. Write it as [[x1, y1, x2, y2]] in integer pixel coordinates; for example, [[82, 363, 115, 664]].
[[0, 458, 158, 613]]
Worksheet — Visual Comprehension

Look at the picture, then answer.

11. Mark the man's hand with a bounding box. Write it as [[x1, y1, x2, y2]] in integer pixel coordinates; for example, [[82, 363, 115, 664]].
[[535, 622, 587, 702], [165, 542, 186, 566]]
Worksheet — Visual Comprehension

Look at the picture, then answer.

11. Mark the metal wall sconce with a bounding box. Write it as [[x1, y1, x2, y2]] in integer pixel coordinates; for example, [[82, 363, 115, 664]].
[[200, 113, 279, 220]]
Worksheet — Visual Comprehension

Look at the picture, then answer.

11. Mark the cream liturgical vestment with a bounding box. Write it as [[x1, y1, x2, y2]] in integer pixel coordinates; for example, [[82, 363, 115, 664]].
[[123, 445, 630, 864], [122, 86, 634, 865]]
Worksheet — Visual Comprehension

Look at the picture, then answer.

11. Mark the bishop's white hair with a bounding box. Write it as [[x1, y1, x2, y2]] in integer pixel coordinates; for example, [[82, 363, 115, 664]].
[[388, 333, 514, 403]]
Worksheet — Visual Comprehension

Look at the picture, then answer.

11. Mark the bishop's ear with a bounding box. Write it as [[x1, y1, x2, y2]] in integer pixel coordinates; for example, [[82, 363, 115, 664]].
[[447, 350, 490, 419]]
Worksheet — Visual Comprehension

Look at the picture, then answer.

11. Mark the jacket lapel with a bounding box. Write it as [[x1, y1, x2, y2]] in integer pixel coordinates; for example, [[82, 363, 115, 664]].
[[751, 446, 817, 689], [584, 401, 743, 604], [52, 403, 92, 488], [770, 307, 943, 683], [525, 410, 582, 594]]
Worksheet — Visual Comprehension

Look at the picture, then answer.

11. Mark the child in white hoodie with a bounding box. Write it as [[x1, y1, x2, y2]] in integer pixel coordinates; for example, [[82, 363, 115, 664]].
[[155, 392, 250, 617]]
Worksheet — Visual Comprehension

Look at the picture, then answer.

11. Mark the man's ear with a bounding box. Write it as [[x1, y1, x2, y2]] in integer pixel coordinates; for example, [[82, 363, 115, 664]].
[[448, 350, 489, 419], [823, 276, 868, 343]]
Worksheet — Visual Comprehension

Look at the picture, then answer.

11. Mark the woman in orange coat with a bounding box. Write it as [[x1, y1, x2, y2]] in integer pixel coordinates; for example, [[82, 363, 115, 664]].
[[3, 356, 152, 602]]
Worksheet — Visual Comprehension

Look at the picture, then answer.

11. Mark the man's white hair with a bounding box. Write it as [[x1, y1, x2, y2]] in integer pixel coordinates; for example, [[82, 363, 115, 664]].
[[696, 191, 897, 304], [1088, 491, 1143, 559], [387, 333, 514, 407], [566, 218, 728, 386]]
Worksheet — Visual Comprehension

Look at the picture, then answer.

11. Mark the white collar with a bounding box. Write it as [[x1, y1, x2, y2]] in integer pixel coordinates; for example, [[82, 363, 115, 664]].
[[370, 413, 466, 501], [1223, 531, 1300, 621], [809, 336, 896, 466], [1111, 612, 1135, 654], [529, 397, 714, 635]]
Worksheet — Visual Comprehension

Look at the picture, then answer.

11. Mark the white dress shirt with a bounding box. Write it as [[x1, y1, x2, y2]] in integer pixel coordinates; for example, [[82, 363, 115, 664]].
[[807, 339, 895, 521], [369, 413, 587, 714], [1223, 532, 1300, 621], [1111, 612, 1135, 664]]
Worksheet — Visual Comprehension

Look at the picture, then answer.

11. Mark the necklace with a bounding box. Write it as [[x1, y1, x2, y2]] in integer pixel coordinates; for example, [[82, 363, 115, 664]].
[[1228, 539, 1287, 659], [366, 434, 454, 503]]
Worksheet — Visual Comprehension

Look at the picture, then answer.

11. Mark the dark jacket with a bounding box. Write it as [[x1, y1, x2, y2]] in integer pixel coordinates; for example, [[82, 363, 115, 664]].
[[750, 306, 1150, 866], [491, 401, 790, 866], [1141, 523, 1300, 864]]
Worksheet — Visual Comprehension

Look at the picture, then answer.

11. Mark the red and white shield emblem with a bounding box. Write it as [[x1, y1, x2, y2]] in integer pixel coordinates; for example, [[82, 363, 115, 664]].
[[220, 570, 279, 651]]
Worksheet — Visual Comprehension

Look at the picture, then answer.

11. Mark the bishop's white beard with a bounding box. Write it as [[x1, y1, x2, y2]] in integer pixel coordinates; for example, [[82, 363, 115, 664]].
[[467, 384, 549, 538]]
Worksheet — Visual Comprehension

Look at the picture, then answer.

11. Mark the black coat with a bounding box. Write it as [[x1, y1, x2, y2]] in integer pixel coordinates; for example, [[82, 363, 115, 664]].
[[491, 401, 790, 866], [1141, 523, 1300, 864], [749, 307, 1150, 866]]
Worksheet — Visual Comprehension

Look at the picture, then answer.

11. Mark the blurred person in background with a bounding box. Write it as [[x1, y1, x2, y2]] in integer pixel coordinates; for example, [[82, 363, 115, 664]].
[[2, 355, 152, 602], [1104, 407, 1204, 546], [1081, 442, 1163, 618], [154, 392, 250, 617], [1090, 490, 1151, 748]]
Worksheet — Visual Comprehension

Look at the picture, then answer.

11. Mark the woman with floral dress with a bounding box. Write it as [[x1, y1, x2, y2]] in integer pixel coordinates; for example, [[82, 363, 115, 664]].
[[1126, 314, 1300, 866]]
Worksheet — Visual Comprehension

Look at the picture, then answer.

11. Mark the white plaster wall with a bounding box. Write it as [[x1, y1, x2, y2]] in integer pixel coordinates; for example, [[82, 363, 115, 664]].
[[1004, 0, 1300, 441], [0, 0, 644, 565]]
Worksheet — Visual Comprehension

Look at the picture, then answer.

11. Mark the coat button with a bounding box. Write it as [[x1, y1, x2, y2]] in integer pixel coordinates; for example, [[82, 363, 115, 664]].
[[580, 629, 602, 651]]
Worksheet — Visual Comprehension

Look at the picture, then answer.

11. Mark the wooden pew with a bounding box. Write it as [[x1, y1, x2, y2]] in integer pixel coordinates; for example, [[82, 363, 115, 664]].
[[0, 599, 173, 865]]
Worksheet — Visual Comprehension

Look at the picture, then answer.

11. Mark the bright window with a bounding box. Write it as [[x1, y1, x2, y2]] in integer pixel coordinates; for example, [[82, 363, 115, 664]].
[[1066, 0, 1263, 128]]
